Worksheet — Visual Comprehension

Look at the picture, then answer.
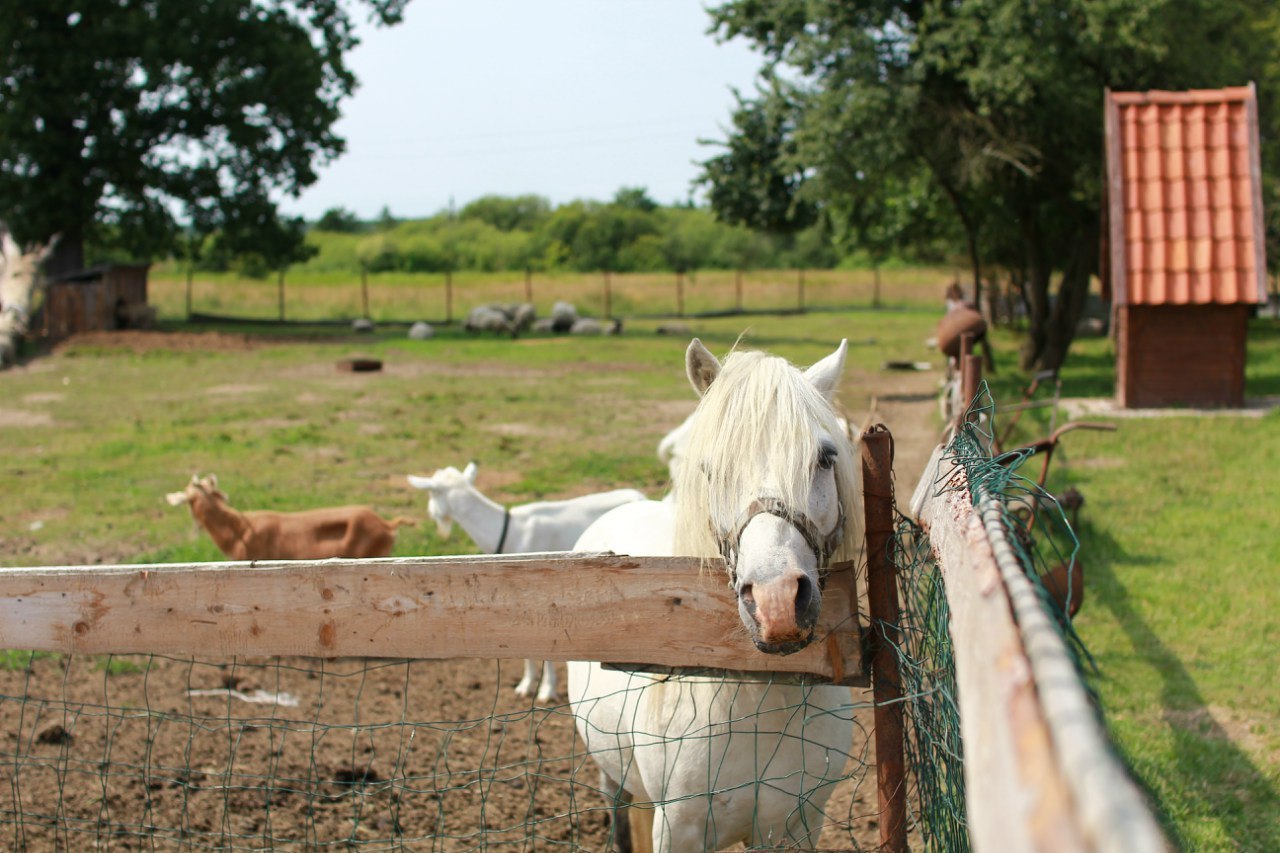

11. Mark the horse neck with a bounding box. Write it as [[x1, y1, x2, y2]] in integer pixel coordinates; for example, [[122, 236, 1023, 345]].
[[190, 492, 251, 552], [442, 482, 509, 553]]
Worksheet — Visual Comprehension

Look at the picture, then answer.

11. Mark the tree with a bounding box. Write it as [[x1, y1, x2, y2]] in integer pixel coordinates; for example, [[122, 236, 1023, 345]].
[[315, 207, 364, 233], [701, 0, 1280, 371], [0, 0, 406, 275]]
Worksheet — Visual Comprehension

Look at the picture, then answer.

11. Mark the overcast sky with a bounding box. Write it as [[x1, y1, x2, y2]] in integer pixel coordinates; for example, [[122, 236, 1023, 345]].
[[282, 1, 766, 221]]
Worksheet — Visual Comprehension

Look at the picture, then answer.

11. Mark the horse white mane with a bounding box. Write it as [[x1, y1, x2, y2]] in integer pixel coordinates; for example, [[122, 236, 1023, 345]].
[[671, 348, 863, 567]]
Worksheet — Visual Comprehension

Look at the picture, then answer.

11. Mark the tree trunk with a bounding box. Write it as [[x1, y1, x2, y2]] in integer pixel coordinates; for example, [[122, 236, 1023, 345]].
[[1020, 222, 1096, 373]]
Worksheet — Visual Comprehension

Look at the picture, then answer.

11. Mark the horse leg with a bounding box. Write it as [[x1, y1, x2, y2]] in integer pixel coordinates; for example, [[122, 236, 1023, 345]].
[[514, 659, 538, 698], [600, 769, 634, 853], [535, 660, 559, 703]]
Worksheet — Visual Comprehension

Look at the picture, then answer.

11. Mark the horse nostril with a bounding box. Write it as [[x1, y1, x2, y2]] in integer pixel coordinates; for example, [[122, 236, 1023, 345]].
[[794, 575, 815, 616]]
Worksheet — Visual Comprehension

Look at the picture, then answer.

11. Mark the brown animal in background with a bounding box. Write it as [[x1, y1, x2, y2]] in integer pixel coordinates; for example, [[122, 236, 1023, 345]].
[[166, 474, 414, 560], [936, 283, 996, 371], [1040, 560, 1084, 619]]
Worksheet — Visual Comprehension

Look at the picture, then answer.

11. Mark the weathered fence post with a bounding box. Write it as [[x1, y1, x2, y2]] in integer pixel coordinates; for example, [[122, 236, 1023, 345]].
[[861, 423, 908, 853], [277, 270, 285, 322], [873, 266, 882, 309], [185, 265, 193, 320], [524, 266, 533, 303], [735, 269, 744, 312], [603, 270, 612, 318], [445, 269, 453, 325], [360, 265, 370, 318], [960, 330, 982, 428], [797, 267, 805, 311], [676, 269, 685, 316]]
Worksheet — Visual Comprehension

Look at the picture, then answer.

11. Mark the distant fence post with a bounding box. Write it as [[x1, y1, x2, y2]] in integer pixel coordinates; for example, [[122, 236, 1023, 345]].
[[524, 267, 533, 303], [445, 269, 454, 324], [735, 269, 744, 312], [185, 265, 193, 320], [277, 271, 285, 321], [603, 270, 612, 318], [797, 268, 805, 311], [360, 265, 370, 318], [873, 266, 882, 309], [676, 270, 685, 316]]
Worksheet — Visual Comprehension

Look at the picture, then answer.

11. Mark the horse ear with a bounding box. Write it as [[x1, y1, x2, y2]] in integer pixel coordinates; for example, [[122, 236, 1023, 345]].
[[685, 338, 721, 397], [462, 461, 478, 482], [36, 234, 60, 264], [803, 339, 848, 401]]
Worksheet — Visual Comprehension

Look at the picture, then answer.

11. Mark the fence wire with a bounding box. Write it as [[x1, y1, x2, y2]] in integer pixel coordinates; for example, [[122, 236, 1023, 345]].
[[0, 391, 1099, 851]]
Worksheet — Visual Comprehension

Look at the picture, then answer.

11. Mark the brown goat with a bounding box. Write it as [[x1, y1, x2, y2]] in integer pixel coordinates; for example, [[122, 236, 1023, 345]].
[[166, 474, 414, 560]]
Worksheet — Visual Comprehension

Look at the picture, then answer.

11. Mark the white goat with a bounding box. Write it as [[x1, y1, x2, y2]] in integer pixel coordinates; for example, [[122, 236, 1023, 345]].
[[0, 229, 57, 367], [166, 474, 414, 560], [407, 462, 646, 702]]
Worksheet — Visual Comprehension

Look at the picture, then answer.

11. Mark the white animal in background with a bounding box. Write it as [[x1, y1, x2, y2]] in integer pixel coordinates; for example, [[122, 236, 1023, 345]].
[[0, 228, 58, 367], [569, 317, 622, 336], [569, 338, 861, 852], [406, 462, 646, 702], [463, 305, 516, 337], [166, 474, 414, 560]]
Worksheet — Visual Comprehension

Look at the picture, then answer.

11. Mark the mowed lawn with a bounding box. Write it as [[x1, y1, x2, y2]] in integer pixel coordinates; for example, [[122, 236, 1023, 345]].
[[1, 291, 1277, 850]]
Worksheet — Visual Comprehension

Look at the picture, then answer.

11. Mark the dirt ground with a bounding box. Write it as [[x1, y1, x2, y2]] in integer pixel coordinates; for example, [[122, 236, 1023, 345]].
[[0, 332, 944, 851]]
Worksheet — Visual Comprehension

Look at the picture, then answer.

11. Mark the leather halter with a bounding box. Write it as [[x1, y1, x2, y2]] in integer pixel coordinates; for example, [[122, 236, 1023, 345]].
[[714, 479, 846, 590]]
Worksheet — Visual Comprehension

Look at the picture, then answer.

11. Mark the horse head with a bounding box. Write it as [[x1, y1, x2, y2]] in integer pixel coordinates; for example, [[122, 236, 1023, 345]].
[[407, 462, 478, 539], [675, 339, 861, 655]]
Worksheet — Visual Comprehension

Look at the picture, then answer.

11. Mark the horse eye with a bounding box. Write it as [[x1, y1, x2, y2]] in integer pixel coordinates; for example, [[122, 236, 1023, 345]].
[[817, 446, 837, 470]]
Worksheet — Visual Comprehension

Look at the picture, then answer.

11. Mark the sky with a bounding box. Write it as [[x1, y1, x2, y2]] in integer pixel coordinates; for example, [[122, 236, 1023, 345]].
[[283, 1, 767, 221]]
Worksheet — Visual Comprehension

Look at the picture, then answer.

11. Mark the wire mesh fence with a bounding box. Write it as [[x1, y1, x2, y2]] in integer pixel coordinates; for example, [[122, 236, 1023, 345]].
[[0, 393, 1132, 851]]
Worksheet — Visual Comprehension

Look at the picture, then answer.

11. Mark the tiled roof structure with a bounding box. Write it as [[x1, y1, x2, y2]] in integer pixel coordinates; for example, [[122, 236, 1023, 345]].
[[1105, 85, 1266, 305]]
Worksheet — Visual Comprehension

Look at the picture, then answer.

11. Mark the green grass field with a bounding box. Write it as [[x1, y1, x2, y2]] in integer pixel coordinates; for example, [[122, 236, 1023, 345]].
[[2, 276, 1278, 849]]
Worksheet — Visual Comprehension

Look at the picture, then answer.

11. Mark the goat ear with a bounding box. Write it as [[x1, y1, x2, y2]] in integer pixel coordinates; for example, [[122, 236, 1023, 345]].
[[462, 461, 477, 483], [686, 338, 721, 397], [803, 339, 848, 402], [165, 491, 189, 507], [407, 475, 437, 491]]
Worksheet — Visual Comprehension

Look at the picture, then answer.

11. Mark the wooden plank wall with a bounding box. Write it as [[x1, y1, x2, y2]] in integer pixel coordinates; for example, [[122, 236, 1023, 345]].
[[1118, 304, 1248, 407]]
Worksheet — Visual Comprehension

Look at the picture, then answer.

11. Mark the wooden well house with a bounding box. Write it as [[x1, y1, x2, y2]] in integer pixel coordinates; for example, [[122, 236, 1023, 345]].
[[40, 263, 153, 337], [1104, 85, 1267, 408]]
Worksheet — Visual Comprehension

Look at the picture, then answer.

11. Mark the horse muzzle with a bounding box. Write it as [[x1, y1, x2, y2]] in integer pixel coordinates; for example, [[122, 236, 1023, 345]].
[[738, 572, 820, 656]]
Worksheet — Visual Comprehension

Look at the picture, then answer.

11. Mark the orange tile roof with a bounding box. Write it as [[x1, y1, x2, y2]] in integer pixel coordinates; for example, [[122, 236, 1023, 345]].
[[1105, 85, 1266, 305]]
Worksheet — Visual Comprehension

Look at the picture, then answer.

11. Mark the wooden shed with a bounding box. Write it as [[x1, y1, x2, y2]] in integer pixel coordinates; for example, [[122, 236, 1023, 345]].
[[1104, 85, 1266, 408], [40, 263, 153, 338]]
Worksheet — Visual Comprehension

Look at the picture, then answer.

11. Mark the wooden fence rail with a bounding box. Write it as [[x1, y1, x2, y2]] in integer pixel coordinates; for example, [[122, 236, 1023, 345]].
[[910, 446, 1168, 853], [0, 552, 865, 685]]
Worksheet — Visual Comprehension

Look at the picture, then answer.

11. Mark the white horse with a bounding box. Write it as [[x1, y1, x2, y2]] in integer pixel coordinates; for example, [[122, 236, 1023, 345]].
[[569, 338, 862, 852], [407, 462, 646, 702], [0, 229, 57, 367]]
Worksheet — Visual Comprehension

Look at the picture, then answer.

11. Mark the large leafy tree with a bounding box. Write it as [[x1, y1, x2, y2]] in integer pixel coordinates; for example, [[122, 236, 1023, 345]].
[[701, 0, 1280, 370], [0, 0, 406, 274]]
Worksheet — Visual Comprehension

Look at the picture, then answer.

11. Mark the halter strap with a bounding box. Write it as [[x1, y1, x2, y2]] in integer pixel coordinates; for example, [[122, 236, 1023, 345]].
[[715, 480, 846, 590], [495, 507, 512, 553]]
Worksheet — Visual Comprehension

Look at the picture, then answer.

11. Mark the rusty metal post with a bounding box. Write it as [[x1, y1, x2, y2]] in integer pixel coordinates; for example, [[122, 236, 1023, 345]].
[[861, 424, 908, 853]]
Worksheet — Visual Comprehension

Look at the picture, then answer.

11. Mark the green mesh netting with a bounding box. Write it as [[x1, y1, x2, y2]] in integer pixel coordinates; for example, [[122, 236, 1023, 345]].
[[0, 387, 1098, 851]]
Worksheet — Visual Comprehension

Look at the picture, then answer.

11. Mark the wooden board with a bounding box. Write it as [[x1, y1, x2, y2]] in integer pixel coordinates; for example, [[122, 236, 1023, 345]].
[[0, 552, 865, 685]]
